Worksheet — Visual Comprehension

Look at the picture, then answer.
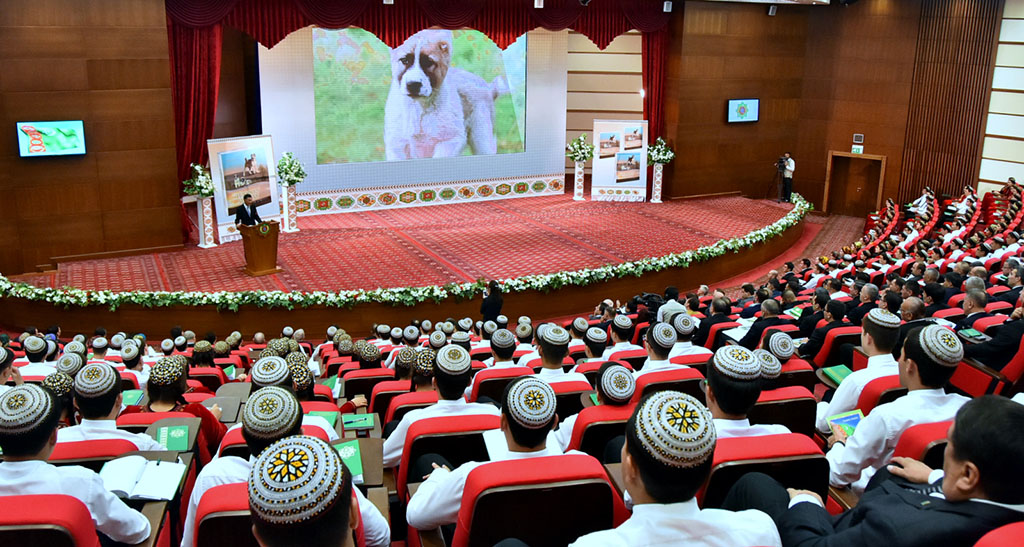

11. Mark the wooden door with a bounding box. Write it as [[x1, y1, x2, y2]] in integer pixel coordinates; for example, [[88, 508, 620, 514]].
[[824, 152, 887, 217]]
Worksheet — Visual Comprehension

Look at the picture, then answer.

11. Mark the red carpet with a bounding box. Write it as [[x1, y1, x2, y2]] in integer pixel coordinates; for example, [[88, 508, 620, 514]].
[[13, 195, 797, 293]]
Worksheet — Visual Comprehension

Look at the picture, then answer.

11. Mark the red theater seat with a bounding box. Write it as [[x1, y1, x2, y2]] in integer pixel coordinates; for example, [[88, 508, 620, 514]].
[[341, 368, 395, 399], [749, 386, 816, 437], [564, 403, 636, 458], [116, 411, 194, 433], [856, 375, 906, 415], [369, 379, 411, 417], [700, 434, 828, 508], [189, 367, 229, 392], [396, 415, 499, 501], [49, 439, 139, 471], [951, 334, 1024, 396], [467, 367, 533, 403], [777, 358, 816, 390], [974, 522, 1024, 547], [0, 494, 101, 547], [705, 321, 741, 351], [313, 383, 335, 403], [384, 391, 438, 423], [631, 368, 705, 402], [812, 326, 861, 368], [550, 380, 594, 421], [893, 421, 952, 469]]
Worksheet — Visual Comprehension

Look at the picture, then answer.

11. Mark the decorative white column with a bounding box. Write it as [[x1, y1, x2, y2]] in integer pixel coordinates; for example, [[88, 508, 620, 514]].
[[651, 163, 664, 204], [281, 185, 299, 233], [198, 196, 218, 248], [573, 161, 586, 201]]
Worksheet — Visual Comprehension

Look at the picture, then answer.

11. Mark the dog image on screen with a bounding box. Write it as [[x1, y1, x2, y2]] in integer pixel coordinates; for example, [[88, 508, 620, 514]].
[[384, 29, 509, 160]]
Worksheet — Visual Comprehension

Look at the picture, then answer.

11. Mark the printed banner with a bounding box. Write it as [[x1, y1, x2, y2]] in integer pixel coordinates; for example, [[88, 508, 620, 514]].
[[207, 135, 283, 243], [591, 119, 648, 202]]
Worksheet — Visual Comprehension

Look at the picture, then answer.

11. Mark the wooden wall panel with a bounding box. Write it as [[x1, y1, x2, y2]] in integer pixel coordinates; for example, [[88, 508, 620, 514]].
[[899, 0, 1005, 203], [0, 0, 181, 274]]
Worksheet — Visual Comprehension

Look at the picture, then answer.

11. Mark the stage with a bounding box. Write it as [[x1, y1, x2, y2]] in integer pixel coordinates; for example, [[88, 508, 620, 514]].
[[14, 194, 797, 293]]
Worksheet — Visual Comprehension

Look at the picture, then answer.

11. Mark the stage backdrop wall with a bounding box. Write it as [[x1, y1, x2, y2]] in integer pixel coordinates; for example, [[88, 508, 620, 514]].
[[258, 28, 568, 214]]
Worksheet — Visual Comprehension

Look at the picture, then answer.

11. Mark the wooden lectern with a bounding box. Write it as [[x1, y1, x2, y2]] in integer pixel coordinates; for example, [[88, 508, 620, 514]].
[[239, 221, 282, 277]]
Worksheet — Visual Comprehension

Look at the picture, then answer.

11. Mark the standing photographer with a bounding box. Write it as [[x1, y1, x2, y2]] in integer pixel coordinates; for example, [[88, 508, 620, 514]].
[[778, 152, 795, 203]]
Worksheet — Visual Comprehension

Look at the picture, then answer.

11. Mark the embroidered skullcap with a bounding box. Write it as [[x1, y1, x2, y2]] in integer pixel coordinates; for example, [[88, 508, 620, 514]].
[[253, 356, 291, 387], [161, 338, 174, 352], [376, 324, 391, 336], [505, 377, 556, 429], [672, 314, 696, 336], [518, 316, 532, 325], [148, 360, 183, 387], [336, 340, 353, 353], [42, 372, 75, 398], [395, 347, 418, 368], [491, 329, 515, 349], [515, 323, 533, 339], [766, 331, 795, 362], [633, 391, 715, 468], [72, 334, 86, 344], [854, 260, 865, 268], [421, 320, 432, 331], [475, 321, 483, 331], [0, 384, 57, 435], [109, 333, 125, 349], [17, 332, 29, 343], [953, 237, 964, 246], [917, 325, 963, 368], [285, 351, 308, 369], [56, 353, 84, 376], [457, 318, 473, 331], [496, 314, 508, 325], [23, 336, 46, 355], [248, 435, 346, 525], [843, 254, 853, 261], [74, 364, 119, 397], [995, 236, 1006, 245], [287, 339, 300, 353], [612, 315, 633, 330], [585, 327, 608, 344], [214, 341, 230, 355], [390, 327, 402, 340], [120, 343, 139, 362], [428, 331, 447, 349], [173, 336, 186, 348], [414, 349, 435, 377], [404, 326, 419, 340], [64, 340, 86, 356], [171, 354, 189, 369], [435, 345, 471, 375], [193, 340, 212, 353], [121, 338, 138, 350], [243, 386, 302, 441], [648, 322, 677, 350], [357, 343, 380, 362], [326, 326, 338, 338], [332, 331, 345, 345], [483, 321, 498, 335], [571, 317, 589, 333], [752, 349, 782, 380], [92, 337, 108, 350], [540, 325, 570, 346], [711, 346, 760, 380], [183, 330, 195, 341], [268, 339, 289, 356], [599, 365, 635, 404], [441, 322, 455, 335], [282, 326, 294, 337], [865, 308, 901, 329], [451, 331, 471, 344], [1011, 231, 1020, 240]]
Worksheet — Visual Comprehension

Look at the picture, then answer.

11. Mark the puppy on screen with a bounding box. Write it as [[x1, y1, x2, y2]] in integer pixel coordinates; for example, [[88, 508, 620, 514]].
[[384, 29, 509, 160]]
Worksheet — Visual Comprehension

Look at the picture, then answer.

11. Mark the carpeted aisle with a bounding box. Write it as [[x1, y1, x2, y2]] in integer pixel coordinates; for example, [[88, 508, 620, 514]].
[[11, 195, 799, 293]]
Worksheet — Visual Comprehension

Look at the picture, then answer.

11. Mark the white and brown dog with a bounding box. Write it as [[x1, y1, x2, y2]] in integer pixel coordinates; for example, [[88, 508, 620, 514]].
[[385, 29, 509, 160]]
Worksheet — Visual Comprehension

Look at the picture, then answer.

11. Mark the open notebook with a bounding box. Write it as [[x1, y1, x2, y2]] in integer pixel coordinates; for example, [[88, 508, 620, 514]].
[[99, 455, 187, 501]]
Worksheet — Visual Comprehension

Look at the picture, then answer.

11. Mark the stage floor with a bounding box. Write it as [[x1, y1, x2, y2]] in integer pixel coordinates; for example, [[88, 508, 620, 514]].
[[14, 195, 795, 293]]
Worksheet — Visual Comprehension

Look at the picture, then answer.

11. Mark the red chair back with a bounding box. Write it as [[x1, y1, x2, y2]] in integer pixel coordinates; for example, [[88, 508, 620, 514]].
[[194, 483, 256, 547], [856, 375, 906, 415], [550, 380, 595, 421], [189, 366, 229, 392], [974, 314, 1008, 334], [369, 379, 412, 417], [217, 428, 248, 458], [701, 434, 828, 508], [948, 293, 967, 308], [974, 522, 1024, 547], [630, 322, 650, 345], [116, 411, 195, 433], [893, 421, 952, 469], [341, 368, 395, 399], [0, 495, 101, 547], [396, 415, 499, 500], [758, 324, 799, 347], [631, 368, 705, 402], [565, 403, 636, 458], [606, 349, 647, 372], [467, 367, 533, 403], [384, 391, 438, 423], [705, 321, 741, 350], [118, 372, 140, 391], [49, 439, 140, 472], [313, 383, 335, 403], [450, 454, 629, 547], [812, 326, 861, 368], [749, 386, 816, 436]]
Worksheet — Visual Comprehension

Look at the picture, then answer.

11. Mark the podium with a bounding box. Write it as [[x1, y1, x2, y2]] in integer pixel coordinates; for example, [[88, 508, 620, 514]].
[[239, 221, 282, 277]]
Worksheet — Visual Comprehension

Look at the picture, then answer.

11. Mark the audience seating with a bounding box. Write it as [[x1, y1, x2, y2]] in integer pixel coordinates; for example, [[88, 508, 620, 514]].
[[973, 314, 1008, 335], [564, 403, 636, 459], [118, 373, 140, 391], [856, 375, 907, 415], [341, 368, 395, 399], [183, 392, 214, 404], [218, 425, 330, 459], [395, 415, 499, 501], [193, 483, 258, 547], [951, 335, 1024, 396], [777, 358, 817, 390], [313, 383, 335, 403], [892, 420, 952, 469], [749, 386, 816, 437], [700, 434, 828, 508], [466, 367, 533, 403], [669, 353, 712, 374], [631, 368, 705, 402], [0, 494, 101, 547], [705, 321, 741, 351], [369, 379, 412, 417], [116, 411, 195, 433], [550, 380, 595, 420], [188, 367, 229, 392], [384, 391, 439, 423], [974, 522, 1024, 546], [48, 439, 139, 472], [811, 326, 862, 368]]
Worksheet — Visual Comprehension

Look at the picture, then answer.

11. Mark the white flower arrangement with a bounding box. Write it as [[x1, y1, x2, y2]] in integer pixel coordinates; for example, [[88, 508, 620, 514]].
[[566, 133, 595, 163], [182, 163, 215, 198], [0, 195, 812, 311], [277, 152, 307, 187], [648, 137, 675, 165]]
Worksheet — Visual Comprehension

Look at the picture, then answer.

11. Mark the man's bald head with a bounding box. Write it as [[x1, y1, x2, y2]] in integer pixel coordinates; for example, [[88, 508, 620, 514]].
[[901, 297, 925, 320]]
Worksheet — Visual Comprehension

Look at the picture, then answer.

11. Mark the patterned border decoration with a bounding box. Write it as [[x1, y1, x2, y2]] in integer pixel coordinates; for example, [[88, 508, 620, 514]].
[[294, 174, 565, 216]]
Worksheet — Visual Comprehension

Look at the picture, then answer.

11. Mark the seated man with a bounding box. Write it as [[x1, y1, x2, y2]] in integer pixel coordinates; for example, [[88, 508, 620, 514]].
[[568, 317, 590, 352], [996, 263, 1023, 304], [706, 346, 790, 438], [963, 305, 1024, 370], [0, 384, 150, 543], [570, 391, 781, 546], [225, 356, 338, 441], [798, 300, 848, 359], [600, 315, 643, 360], [667, 314, 713, 359], [956, 289, 991, 332], [57, 363, 164, 450], [248, 436, 357, 547], [578, 327, 609, 364], [816, 308, 902, 434], [738, 299, 793, 350], [634, 322, 687, 379], [485, 328, 518, 369], [406, 378, 576, 531], [531, 325, 589, 386], [554, 362, 636, 451], [826, 325, 970, 493], [18, 335, 58, 378], [845, 283, 879, 327], [723, 395, 1024, 546], [922, 282, 950, 317], [693, 297, 733, 348], [383, 346, 500, 467]]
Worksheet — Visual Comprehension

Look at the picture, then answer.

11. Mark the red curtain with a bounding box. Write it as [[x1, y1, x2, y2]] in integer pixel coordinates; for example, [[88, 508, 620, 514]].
[[642, 28, 669, 140]]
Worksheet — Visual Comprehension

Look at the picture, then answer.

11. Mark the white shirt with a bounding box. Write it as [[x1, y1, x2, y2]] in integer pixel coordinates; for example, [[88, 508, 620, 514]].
[[667, 342, 712, 360], [57, 418, 165, 451], [0, 459, 150, 544], [515, 350, 540, 367], [656, 299, 685, 323], [406, 444, 572, 530], [225, 414, 339, 442], [381, 399, 500, 467], [463, 361, 519, 399], [713, 418, 791, 439], [815, 353, 899, 434], [534, 367, 590, 386], [569, 498, 781, 547], [633, 359, 686, 380], [784, 158, 795, 178], [16, 361, 57, 378], [1005, 242, 1020, 255], [949, 249, 966, 262], [181, 455, 389, 547], [827, 388, 969, 493], [601, 342, 643, 361], [122, 365, 151, 389], [899, 230, 919, 250]]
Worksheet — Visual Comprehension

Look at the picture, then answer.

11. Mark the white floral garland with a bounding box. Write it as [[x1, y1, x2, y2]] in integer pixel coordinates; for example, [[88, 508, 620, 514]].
[[0, 194, 811, 311], [277, 152, 307, 187]]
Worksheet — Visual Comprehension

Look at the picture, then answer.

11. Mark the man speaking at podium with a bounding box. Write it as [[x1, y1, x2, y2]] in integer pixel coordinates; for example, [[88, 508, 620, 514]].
[[234, 194, 262, 227]]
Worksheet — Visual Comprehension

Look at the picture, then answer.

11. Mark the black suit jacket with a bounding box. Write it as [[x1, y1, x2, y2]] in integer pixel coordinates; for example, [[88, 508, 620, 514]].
[[798, 320, 846, 360], [693, 314, 732, 348], [799, 310, 824, 338], [891, 318, 936, 360], [739, 316, 794, 350], [846, 301, 877, 326], [234, 204, 262, 226], [963, 318, 1024, 371], [956, 312, 992, 332], [924, 302, 950, 317], [997, 285, 1023, 305], [779, 477, 1022, 547]]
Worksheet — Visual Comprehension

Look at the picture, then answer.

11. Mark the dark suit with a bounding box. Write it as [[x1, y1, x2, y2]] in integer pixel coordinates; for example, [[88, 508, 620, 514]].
[[738, 316, 794, 350], [693, 314, 732, 348], [739, 303, 762, 319], [891, 318, 936, 360], [963, 318, 1024, 371], [924, 302, 950, 317], [234, 204, 262, 226], [845, 301, 877, 326], [722, 472, 1023, 547], [798, 320, 847, 361], [956, 312, 992, 332], [997, 285, 1023, 305], [799, 310, 824, 338]]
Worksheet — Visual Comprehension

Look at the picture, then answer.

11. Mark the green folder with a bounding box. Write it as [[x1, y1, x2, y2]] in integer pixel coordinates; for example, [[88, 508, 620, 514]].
[[589, 393, 600, 406], [156, 425, 190, 451], [308, 410, 338, 427], [334, 439, 364, 484], [223, 365, 236, 379], [822, 365, 853, 386], [341, 414, 375, 430], [786, 307, 804, 319], [322, 375, 339, 391], [827, 409, 864, 436], [959, 328, 983, 339], [122, 390, 144, 406]]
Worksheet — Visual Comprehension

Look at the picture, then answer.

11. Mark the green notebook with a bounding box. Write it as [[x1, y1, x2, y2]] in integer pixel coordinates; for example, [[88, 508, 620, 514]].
[[341, 414, 375, 431], [589, 393, 600, 406], [959, 328, 983, 339], [308, 410, 338, 427], [322, 375, 339, 391], [786, 307, 804, 319], [827, 409, 864, 436], [334, 440, 364, 484], [122, 390, 144, 406], [223, 365, 236, 379], [822, 365, 854, 386], [156, 425, 190, 451]]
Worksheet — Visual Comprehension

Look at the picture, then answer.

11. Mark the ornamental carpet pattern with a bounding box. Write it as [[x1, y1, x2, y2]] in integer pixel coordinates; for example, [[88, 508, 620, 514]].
[[16, 195, 796, 293]]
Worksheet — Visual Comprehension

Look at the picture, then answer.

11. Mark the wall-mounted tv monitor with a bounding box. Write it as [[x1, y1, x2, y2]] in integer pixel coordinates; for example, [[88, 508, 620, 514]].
[[16, 121, 86, 157], [726, 99, 759, 123]]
